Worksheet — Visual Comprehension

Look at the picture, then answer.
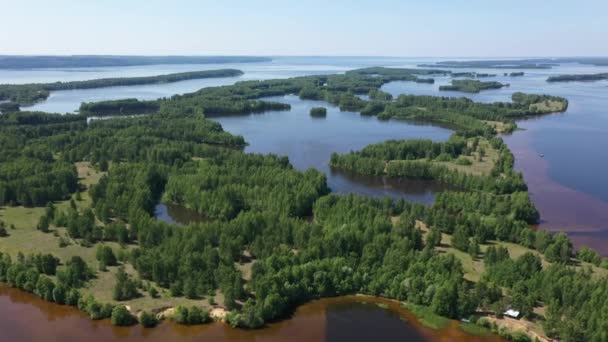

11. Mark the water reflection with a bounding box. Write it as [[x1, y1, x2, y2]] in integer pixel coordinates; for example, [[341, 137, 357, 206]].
[[154, 203, 207, 226]]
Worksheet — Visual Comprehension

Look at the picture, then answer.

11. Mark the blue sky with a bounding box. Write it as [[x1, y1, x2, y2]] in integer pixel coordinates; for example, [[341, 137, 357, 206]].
[[2, 0, 607, 56]]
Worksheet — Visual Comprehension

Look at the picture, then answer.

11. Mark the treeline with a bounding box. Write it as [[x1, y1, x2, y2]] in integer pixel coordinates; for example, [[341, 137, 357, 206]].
[[439, 79, 506, 93], [0, 251, 91, 306], [0, 69, 244, 106], [546, 73, 608, 82]]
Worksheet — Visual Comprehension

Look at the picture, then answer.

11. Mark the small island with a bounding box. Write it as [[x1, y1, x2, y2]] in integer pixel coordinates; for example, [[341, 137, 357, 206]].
[[310, 107, 327, 117], [439, 79, 506, 93], [547, 73, 608, 82]]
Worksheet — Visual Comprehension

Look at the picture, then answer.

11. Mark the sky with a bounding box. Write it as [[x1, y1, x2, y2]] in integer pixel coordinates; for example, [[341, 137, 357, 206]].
[[1, 0, 607, 57]]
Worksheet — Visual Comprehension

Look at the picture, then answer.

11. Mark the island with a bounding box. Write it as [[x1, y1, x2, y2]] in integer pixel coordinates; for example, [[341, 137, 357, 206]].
[[439, 79, 507, 93], [2, 67, 606, 342], [0, 69, 244, 108], [0, 55, 270, 69], [547, 73, 608, 82], [419, 59, 556, 69], [309, 107, 327, 117], [421, 58, 608, 69]]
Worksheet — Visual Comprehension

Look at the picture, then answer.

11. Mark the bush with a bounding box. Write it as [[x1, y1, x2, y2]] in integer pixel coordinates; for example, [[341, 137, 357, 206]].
[[454, 157, 473, 166], [173, 306, 210, 325], [111, 305, 137, 326], [140, 311, 158, 328]]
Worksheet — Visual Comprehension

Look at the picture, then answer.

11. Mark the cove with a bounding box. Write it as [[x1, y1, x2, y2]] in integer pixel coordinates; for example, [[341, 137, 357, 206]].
[[0, 285, 502, 342]]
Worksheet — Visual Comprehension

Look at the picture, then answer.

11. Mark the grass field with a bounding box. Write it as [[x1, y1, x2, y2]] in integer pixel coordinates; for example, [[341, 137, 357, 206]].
[[0, 162, 109, 266], [459, 321, 492, 336], [403, 303, 450, 330]]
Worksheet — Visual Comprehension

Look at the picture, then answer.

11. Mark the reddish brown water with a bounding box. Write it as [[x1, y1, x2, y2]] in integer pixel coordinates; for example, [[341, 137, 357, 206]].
[[504, 120, 608, 255], [0, 286, 502, 342]]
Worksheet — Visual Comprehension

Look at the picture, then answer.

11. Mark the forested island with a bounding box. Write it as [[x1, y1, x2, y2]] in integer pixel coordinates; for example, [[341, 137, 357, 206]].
[[0, 69, 244, 107], [547, 73, 608, 82], [419, 60, 556, 69], [439, 79, 506, 93], [2, 67, 607, 342], [420, 58, 608, 69], [0, 55, 270, 69]]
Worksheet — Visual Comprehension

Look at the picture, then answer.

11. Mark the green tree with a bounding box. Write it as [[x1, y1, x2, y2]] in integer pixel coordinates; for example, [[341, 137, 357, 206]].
[[111, 306, 136, 326]]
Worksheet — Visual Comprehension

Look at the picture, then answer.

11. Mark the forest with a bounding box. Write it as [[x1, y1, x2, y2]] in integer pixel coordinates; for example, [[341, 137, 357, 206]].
[[0, 67, 602, 341], [0, 69, 244, 106]]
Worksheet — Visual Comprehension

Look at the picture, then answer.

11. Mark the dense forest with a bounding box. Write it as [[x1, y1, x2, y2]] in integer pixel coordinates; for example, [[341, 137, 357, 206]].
[[439, 79, 506, 93], [0, 67, 603, 341], [0, 69, 244, 106]]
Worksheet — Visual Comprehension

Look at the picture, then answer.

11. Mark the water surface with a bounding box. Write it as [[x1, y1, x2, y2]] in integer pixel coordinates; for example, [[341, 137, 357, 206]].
[[212, 95, 452, 202], [0, 285, 501, 342]]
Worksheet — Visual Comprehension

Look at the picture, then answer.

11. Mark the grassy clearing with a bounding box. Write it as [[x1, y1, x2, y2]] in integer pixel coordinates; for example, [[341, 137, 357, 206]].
[[434, 138, 498, 176], [403, 303, 450, 330], [0, 161, 229, 315], [83, 263, 210, 314], [459, 321, 492, 336], [0, 162, 107, 266], [529, 100, 566, 113], [236, 260, 255, 282], [482, 120, 515, 134], [413, 220, 607, 283]]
